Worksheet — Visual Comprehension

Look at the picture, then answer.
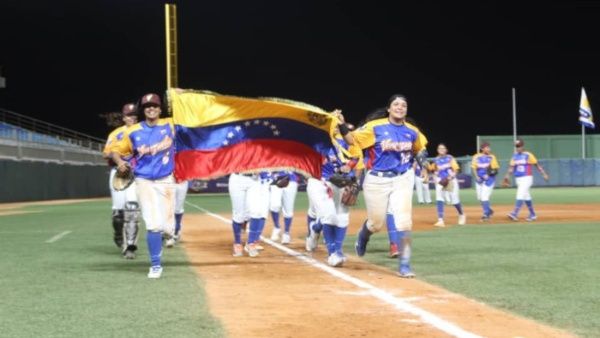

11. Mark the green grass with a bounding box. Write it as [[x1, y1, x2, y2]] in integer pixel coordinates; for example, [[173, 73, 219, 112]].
[[0, 201, 223, 338], [348, 221, 600, 337]]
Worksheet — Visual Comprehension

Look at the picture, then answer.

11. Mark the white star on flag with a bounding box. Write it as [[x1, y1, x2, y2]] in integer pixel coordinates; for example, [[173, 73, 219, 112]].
[[244, 121, 251, 126], [235, 126, 242, 131], [223, 140, 229, 145], [227, 132, 235, 139]]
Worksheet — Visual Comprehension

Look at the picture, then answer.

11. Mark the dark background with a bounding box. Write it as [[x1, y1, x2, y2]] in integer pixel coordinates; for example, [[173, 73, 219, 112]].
[[1, 0, 598, 156]]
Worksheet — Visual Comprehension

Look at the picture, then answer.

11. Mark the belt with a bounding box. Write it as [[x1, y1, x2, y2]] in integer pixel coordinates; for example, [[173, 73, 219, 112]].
[[369, 169, 408, 178]]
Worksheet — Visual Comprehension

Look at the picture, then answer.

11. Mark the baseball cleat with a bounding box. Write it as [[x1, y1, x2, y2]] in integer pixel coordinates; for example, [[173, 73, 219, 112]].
[[507, 213, 519, 221], [305, 227, 320, 252], [433, 219, 445, 227], [488, 209, 494, 217], [244, 243, 259, 257], [526, 214, 537, 222], [254, 243, 264, 251], [281, 233, 291, 245], [354, 237, 368, 257], [270, 228, 281, 241], [480, 215, 490, 222], [327, 253, 344, 267], [123, 250, 136, 259], [388, 243, 399, 258], [165, 237, 176, 248], [232, 244, 243, 257], [147, 265, 163, 279], [398, 264, 416, 278], [458, 214, 467, 225]]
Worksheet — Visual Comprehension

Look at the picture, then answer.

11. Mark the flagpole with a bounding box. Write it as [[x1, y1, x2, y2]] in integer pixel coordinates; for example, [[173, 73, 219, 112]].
[[512, 87, 517, 143], [582, 124, 586, 159]]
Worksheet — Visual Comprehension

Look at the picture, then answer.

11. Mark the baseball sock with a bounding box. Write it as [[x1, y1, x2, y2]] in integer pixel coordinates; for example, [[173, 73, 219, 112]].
[[232, 221, 243, 244], [482, 201, 491, 216], [334, 226, 347, 256], [271, 211, 280, 229], [385, 213, 398, 245], [513, 199, 524, 215], [436, 201, 444, 218], [175, 213, 183, 235], [248, 218, 261, 244], [454, 203, 464, 215], [312, 220, 323, 234], [307, 215, 315, 235], [146, 231, 162, 267], [397, 231, 411, 268], [257, 218, 266, 238], [284, 217, 292, 233], [322, 224, 336, 255], [525, 200, 535, 215]]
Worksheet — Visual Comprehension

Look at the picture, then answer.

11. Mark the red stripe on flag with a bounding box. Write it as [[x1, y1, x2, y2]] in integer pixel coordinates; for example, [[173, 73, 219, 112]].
[[174, 139, 323, 181]]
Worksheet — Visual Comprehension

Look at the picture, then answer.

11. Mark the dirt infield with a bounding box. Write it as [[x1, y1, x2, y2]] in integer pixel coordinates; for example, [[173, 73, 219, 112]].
[[182, 203, 593, 338]]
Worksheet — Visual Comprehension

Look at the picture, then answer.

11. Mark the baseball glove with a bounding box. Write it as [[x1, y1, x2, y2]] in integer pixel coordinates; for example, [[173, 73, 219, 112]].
[[341, 183, 360, 206], [501, 177, 511, 188], [487, 168, 498, 176], [438, 177, 449, 188], [328, 173, 355, 188], [112, 168, 134, 191], [272, 174, 290, 188]]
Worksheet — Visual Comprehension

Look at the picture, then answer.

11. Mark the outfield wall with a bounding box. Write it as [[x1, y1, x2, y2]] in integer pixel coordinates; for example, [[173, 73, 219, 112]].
[[476, 134, 600, 160], [0, 159, 110, 202]]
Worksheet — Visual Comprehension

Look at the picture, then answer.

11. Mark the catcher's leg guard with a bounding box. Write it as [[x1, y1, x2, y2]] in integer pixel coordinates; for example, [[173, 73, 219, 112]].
[[123, 202, 140, 253], [112, 210, 124, 248]]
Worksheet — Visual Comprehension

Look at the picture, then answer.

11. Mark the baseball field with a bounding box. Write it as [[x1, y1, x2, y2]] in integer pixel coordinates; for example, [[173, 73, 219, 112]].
[[2, 187, 599, 337]]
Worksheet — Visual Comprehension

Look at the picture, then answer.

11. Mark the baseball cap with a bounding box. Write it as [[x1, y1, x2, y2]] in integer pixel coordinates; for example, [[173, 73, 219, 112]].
[[480, 141, 490, 150], [140, 93, 162, 107], [515, 139, 524, 147], [121, 103, 137, 116]]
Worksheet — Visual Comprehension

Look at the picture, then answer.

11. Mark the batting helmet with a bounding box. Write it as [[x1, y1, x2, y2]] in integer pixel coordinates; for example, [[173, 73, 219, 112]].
[[140, 93, 161, 107], [121, 103, 137, 116]]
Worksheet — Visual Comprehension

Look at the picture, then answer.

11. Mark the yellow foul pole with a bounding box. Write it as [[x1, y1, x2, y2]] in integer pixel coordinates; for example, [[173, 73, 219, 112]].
[[165, 4, 178, 89]]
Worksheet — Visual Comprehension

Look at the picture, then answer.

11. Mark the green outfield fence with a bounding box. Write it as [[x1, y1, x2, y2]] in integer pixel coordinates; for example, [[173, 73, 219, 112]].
[[0, 159, 109, 202], [476, 134, 600, 160]]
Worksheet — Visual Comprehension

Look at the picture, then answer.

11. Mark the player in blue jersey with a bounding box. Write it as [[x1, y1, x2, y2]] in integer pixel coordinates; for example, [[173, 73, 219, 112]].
[[269, 171, 299, 244], [338, 94, 428, 278], [413, 160, 431, 204], [430, 143, 466, 227], [305, 128, 358, 267], [502, 139, 549, 221], [471, 142, 500, 221], [112, 93, 176, 279]]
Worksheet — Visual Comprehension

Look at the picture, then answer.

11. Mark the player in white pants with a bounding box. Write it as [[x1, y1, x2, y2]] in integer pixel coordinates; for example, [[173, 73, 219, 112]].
[[228, 172, 271, 257], [164, 180, 188, 247], [305, 137, 357, 267], [112, 93, 176, 278], [431, 143, 466, 227], [413, 161, 431, 204], [503, 139, 549, 221], [269, 171, 298, 244], [339, 95, 428, 278], [103, 103, 140, 259], [471, 142, 500, 221]]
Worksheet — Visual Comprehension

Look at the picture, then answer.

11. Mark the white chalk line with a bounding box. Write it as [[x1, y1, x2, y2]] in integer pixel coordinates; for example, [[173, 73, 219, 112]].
[[185, 201, 482, 338], [45, 231, 72, 243]]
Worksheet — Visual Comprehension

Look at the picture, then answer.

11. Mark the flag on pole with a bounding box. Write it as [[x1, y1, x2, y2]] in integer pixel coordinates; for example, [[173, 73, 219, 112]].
[[579, 87, 595, 129], [168, 89, 338, 181]]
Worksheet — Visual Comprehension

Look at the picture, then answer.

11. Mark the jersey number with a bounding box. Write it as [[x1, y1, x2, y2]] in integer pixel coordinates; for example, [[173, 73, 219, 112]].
[[516, 165, 525, 173], [400, 152, 411, 165]]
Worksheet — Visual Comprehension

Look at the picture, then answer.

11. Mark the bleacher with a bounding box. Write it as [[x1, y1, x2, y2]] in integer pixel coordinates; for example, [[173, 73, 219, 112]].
[[0, 108, 106, 165]]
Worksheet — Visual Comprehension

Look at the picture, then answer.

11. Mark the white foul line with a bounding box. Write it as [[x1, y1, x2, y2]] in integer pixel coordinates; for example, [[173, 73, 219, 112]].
[[185, 201, 482, 338], [45, 231, 72, 243]]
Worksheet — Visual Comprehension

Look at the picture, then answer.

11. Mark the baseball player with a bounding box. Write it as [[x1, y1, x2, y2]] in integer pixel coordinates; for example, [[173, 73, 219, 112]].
[[269, 171, 298, 244], [165, 180, 188, 247], [471, 142, 500, 221], [305, 130, 358, 267], [503, 139, 549, 221], [430, 143, 466, 227], [413, 161, 431, 204], [338, 94, 428, 278], [228, 172, 271, 257], [102, 103, 140, 259], [111, 93, 176, 279]]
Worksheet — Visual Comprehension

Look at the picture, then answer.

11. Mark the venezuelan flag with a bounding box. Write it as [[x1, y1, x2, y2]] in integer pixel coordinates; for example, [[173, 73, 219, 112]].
[[168, 89, 338, 180]]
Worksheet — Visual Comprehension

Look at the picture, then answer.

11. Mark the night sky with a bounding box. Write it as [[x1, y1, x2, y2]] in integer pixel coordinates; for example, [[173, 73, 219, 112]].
[[1, 0, 598, 156]]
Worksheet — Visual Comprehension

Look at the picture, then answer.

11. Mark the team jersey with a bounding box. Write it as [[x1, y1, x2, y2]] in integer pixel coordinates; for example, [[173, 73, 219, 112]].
[[509, 151, 538, 177], [430, 155, 459, 179], [471, 152, 500, 185], [350, 118, 427, 173], [322, 137, 356, 180], [112, 118, 176, 180]]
